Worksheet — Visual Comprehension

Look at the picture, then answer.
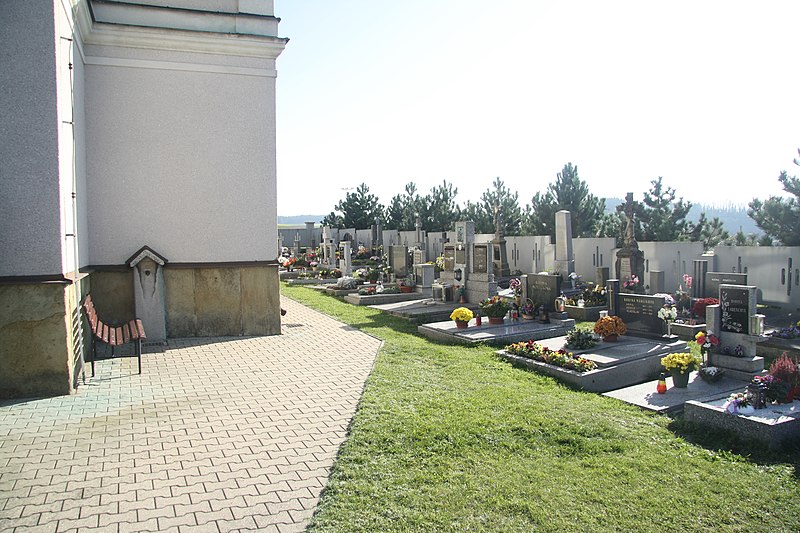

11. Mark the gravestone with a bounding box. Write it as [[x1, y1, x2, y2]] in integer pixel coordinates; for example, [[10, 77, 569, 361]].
[[692, 259, 709, 298], [389, 245, 409, 278], [616, 293, 667, 339], [705, 272, 747, 299], [489, 209, 510, 279], [615, 193, 645, 292], [412, 248, 425, 266], [525, 273, 562, 312], [554, 210, 575, 275], [340, 241, 352, 276], [649, 270, 665, 294], [473, 244, 489, 274], [414, 263, 435, 288], [705, 285, 766, 380], [443, 245, 455, 272], [719, 284, 753, 335], [596, 266, 610, 286]]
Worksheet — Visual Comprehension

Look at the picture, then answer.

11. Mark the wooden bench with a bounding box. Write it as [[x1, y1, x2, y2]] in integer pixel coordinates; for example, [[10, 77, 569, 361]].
[[82, 295, 146, 376]]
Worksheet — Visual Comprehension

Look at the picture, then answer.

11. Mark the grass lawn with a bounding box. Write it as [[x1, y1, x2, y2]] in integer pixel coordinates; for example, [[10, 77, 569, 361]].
[[282, 285, 800, 533]]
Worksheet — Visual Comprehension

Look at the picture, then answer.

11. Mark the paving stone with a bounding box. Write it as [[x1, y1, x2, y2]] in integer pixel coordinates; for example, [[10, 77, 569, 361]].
[[0, 296, 380, 532]]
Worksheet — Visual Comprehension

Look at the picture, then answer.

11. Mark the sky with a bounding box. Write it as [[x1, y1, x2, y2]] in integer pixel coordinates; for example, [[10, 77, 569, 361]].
[[274, 1, 800, 217]]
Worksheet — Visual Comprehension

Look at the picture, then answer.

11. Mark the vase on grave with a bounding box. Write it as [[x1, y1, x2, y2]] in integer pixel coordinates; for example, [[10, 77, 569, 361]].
[[603, 335, 618, 342], [670, 369, 691, 388], [488, 316, 505, 325], [454, 320, 468, 329]]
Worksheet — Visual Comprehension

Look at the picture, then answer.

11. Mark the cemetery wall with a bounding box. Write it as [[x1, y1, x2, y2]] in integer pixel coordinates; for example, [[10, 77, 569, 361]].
[[713, 246, 800, 309], [573, 238, 616, 281], [637, 241, 705, 293]]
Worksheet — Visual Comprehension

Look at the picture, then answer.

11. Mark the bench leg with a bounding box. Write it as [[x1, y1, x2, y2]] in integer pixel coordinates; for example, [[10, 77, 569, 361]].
[[136, 339, 142, 374], [90, 338, 97, 378]]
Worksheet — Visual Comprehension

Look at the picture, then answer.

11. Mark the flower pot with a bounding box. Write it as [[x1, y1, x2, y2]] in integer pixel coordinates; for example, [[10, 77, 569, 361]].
[[399, 285, 413, 293], [488, 316, 505, 325], [670, 369, 691, 388], [454, 320, 468, 329], [522, 314, 536, 320], [603, 334, 618, 342]]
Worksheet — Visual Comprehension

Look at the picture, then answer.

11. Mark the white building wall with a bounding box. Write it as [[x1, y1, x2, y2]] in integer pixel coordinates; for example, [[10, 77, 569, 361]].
[[637, 241, 705, 294], [713, 246, 800, 310], [573, 237, 616, 282], [0, 0, 64, 277], [82, 11, 284, 265]]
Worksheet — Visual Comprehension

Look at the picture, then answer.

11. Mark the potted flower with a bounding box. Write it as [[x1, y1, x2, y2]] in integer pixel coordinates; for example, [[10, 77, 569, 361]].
[[480, 296, 510, 324], [723, 392, 754, 415], [657, 304, 677, 337], [399, 279, 415, 293], [520, 299, 536, 320], [660, 351, 702, 388], [593, 315, 627, 341], [450, 307, 474, 329]]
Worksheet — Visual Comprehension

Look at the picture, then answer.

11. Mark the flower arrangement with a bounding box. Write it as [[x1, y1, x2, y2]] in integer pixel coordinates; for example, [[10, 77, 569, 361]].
[[450, 307, 474, 323], [724, 392, 753, 414], [769, 321, 800, 339], [505, 341, 597, 373], [509, 277, 522, 297], [698, 366, 725, 383], [358, 286, 376, 295], [661, 351, 702, 374], [751, 374, 791, 404], [657, 305, 677, 322], [694, 330, 719, 365], [520, 299, 536, 317], [565, 328, 600, 350], [691, 297, 719, 319], [480, 296, 510, 318], [434, 256, 445, 273], [336, 277, 359, 290], [622, 275, 640, 291], [768, 353, 800, 402], [593, 316, 627, 337], [566, 285, 607, 307], [720, 345, 745, 357]]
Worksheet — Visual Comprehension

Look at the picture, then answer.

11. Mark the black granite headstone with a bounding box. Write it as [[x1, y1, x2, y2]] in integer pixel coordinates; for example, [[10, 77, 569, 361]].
[[526, 274, 562, 311], [473, 244, 488, 274], [705, 272, 747, 299], [720, 285, 750, 334], [617, 293, 666, 338]]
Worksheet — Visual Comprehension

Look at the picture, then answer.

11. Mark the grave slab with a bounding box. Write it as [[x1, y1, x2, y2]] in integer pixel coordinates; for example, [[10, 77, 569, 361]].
[[684, 397, 800, 450], [603, 373, 745, 414], [496, 335, 686, 393], [344, 292, 430, 306], [418, 317, 575, 346], [372, 299, 480, 324]]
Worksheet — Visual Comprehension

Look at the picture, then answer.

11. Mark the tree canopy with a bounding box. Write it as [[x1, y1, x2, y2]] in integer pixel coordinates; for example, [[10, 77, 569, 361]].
[[523, 163, 606, 239], [748, 150, 800, 246], [321, 183, 384, 229]]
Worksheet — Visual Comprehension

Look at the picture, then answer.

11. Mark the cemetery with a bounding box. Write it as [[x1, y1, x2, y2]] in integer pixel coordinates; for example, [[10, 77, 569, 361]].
[[280, 201, 800, 450]]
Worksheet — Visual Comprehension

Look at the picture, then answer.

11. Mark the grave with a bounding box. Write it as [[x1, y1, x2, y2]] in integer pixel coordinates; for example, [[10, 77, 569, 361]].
[[496, 334, 686, 393], [389, 245, 409, 278], [615, 193, 645, 292], [524, 273, 562, 312], [339, 241, 352, 276], [490, 208, 510, 279], [436, 221, 497, 304], [704, 271, 747, 299], [371, 299, 479, 325], [649, 270, 665, 294], [704, 284, 767, 381], [344, 290, 428, 306], [418, 315, 574, 347], [553, 210, 575, 276], [607, 279, 667, 338], [684, 396, 800, 450]]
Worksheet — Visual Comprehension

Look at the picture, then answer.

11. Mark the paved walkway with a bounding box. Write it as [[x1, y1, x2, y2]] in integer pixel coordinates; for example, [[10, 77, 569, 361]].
[[0, 296, 382, 533]]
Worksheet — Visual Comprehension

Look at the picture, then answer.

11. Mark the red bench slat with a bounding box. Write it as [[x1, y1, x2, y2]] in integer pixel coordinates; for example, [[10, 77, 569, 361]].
[[122, 323, 131, 344], [134, 319, 146, 340]]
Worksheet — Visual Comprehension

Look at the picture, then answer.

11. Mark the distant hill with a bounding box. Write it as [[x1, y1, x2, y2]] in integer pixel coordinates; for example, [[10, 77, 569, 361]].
[[278, 215, 323, 226], [604, 198, 759, 236]]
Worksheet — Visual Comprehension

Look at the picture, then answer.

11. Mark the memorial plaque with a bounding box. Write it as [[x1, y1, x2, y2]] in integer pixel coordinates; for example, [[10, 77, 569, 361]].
[[720, 285, 750, 334], [705, 272, 747, 299], [443, 246, 455, 271], [390, 245, 408, 278], [455, 248, 466, 265], [526, 274, 562, 311], [619, 258, 632, 284], [473, 244, 488, 274], [617, 293, 666, 338]]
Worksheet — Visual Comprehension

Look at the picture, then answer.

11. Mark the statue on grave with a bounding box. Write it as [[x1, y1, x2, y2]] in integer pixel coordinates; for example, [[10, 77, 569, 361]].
[[494, 204, 504, 239], [622, 192, 637, 248]]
